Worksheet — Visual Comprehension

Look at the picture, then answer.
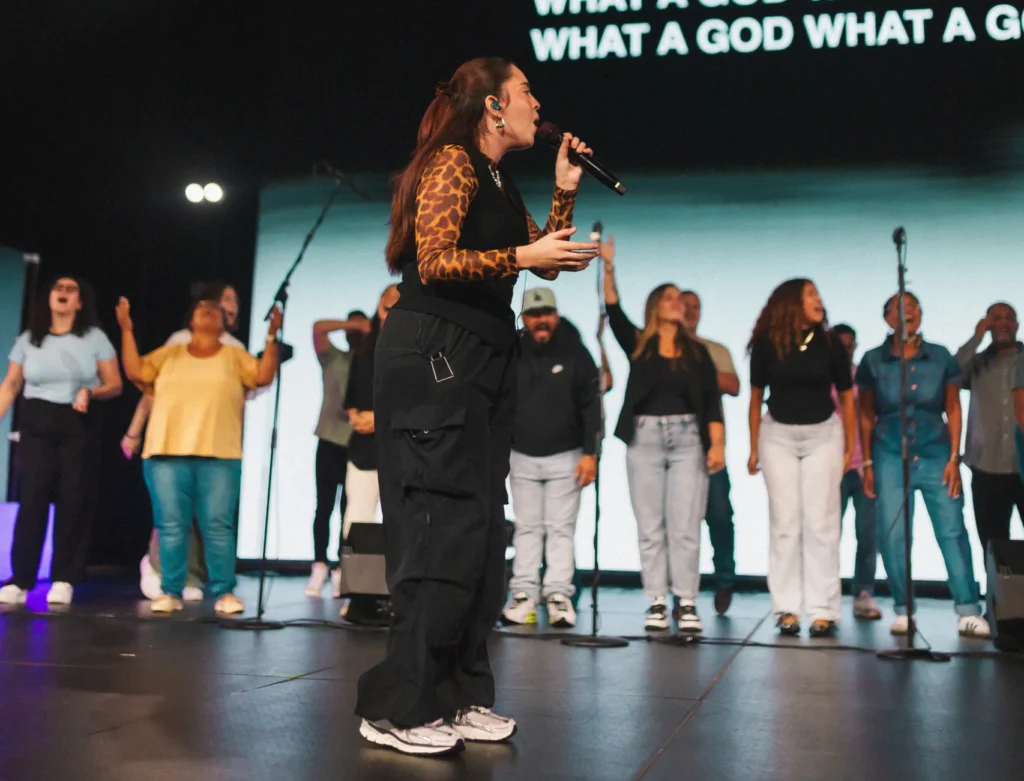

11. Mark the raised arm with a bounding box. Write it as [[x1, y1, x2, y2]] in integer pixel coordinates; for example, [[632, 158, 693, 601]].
[[313, 318, 368, 355], [955, 317, 989, 388], [116, 298, 144, 383], [254, 306, 282, 387]]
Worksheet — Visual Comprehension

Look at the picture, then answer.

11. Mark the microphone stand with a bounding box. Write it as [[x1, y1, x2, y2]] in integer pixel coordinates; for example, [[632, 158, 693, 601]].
[[562, 222, 629, 649], [877, 228, 949, 662], [222, 173, 346, 631]]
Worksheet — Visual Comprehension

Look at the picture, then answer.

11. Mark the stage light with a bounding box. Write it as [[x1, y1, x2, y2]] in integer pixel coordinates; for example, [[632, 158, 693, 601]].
[[204, 183, 224, 202], [185, 183, 205, 203]]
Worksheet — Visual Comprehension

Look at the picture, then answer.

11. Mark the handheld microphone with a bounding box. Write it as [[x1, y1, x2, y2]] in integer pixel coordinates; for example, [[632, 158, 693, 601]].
[[590, 220, 603, 242], [537, 123, 626, 196]]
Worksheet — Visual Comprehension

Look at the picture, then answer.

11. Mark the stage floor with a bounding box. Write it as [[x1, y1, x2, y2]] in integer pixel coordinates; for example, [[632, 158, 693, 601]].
[[2, 574, 1021, 780]]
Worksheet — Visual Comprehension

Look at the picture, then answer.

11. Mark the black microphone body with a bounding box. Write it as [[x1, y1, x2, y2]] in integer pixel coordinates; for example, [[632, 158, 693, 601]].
[[892, 226, 906, 245], [537, 122, 626, 196]]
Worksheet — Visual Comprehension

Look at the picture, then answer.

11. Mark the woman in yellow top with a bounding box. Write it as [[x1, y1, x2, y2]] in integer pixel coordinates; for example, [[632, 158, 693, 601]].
[[116, 293, 281, 614]]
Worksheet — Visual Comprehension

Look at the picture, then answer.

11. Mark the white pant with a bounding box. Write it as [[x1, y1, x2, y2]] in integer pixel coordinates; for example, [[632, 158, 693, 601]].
[[759, 414, 844, 622], [342, 462, 380, 540], [508, 449, 583, 601]]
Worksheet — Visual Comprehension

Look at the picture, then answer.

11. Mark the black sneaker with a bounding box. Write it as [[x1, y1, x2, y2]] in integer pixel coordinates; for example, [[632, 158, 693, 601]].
[[644, 598, 669, 631], [673, 601, 703, 634], [809, 619, 837, 638]]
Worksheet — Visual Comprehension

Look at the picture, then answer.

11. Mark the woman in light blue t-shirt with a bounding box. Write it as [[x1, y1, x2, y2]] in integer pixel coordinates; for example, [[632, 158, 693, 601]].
[[0, 276, 122, 606]]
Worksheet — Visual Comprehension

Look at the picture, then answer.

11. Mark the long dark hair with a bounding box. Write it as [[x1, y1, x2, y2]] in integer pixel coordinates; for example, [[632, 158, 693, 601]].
[[632, 284, 700, 366], [748, 277, 829, 358], [384, 57, 516, 272], [27, 275, 101, 347]]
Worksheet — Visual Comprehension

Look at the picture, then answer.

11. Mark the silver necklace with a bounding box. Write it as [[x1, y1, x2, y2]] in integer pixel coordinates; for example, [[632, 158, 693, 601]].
[[489, 165, 502, 189], [799, 330, 815, 352]]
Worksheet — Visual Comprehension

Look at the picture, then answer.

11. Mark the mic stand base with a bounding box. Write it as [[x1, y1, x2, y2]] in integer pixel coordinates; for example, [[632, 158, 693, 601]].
[[218, 617, 286, 631], [876, 647, 950, 663], [560, 636, 630, 649]]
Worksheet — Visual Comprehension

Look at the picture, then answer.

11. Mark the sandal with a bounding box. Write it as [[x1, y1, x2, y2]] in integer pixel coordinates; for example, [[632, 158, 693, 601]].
[[809, 619, 837, 638], [777, 613, 800, 636]]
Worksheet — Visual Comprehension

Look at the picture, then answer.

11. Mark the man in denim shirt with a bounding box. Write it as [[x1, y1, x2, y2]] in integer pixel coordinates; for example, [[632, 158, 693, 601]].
[[1015, 354, 1024, 479], [856, 292, 989, 638]]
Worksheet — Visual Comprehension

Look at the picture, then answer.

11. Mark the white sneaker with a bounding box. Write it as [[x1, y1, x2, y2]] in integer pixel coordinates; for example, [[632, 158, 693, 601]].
[[183, 586, 204, 602], [214, 594, 245, 615], [449, 706, 517, 742], [958, 615, 991, 639], [305, 562, 330, 597], [853, 591, 882, 620], [644, 597, 669, 631], [46, 582, 73, 605], [151, 595, 183, 613], [331, 567, 343, 598], [546, 594, 576, 628], [673, 600, 703, 633], [0, 584, 27, 605], [359, 718, 464, 755], [502, 592, 537, 625], [890, 615, 916, 635], [139, 555, 162, 600]]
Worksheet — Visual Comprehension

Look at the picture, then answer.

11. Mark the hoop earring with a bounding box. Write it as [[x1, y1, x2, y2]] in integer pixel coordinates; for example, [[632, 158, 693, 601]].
[[495, 116, 506, 130]]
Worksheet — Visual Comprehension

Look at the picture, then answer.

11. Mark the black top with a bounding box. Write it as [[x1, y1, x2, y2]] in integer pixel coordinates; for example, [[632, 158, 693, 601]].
[[749, 326, 851, 425], [606, 302, 721, 451], [634, 355, 695, 417], [512, 318, 601, 458], [392, 141, 529, 353], [343, 346, 376, 470]]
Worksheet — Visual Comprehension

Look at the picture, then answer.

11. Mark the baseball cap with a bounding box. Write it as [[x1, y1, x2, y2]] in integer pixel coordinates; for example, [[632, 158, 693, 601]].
[[523, 287, 557, 314]]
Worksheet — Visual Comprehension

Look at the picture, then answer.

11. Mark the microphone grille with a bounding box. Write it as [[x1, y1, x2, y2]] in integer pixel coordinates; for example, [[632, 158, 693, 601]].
[[536, 121, 562, 149]]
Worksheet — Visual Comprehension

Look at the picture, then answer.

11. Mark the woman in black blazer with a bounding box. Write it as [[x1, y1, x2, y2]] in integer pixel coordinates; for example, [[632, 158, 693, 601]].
[[601, 237, 724, 634]]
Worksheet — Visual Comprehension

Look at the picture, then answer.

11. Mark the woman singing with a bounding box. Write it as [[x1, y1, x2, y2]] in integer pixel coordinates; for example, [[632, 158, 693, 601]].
[[0, 276, 122, 606], [747, 279, 855, 638], [601, 238, 724, 633], [117, 294, 280, 615], [857, 292, 989, 638], [354, 57, 598, 756]]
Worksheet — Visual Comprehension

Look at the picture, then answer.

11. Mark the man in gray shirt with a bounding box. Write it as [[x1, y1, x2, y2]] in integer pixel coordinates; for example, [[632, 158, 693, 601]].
[[956, 302, 1024, 558], [1014, 354, 1024, 481]]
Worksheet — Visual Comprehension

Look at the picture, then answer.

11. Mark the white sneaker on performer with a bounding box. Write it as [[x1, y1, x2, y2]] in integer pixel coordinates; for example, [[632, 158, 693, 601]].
[[546, 594, 576, 628], [958, 615, 991, 639], [673, 600, 703, 634], [331, 567, 343, 599], [46, 582, 73, 605], [890, 615, 915, 635], [214, 594, 245, 615], [359, 718, 464, 756], [0, 584, 28, 605], [182, 586, 204, 602], [644, 597, 669, 631], [151, 595, 184, 613], [139, 555, 162, 600], [305, 562, 329, 597], [449, 706, 517, 742], [502, 592, 537, 625]]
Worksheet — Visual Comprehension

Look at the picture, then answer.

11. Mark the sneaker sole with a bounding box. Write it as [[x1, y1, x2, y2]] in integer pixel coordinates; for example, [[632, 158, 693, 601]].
[[549, 616, 576, 629], [451, 722, 517, 742], [677, 622, 703, 634], [644, 621, 670, 631], [501, 612, 538, 626], [359, 720, 464, 755], [0, 596, 27, 606]]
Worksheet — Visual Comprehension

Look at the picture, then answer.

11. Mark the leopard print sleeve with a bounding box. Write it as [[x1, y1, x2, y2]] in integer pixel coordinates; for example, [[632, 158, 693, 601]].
[[526, 186, 578, 243], [524, 186, 578, 280], [415, 145, 518, 284]]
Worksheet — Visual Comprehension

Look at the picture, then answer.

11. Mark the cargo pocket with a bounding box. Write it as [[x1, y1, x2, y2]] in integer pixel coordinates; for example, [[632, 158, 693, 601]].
[[391, 405, 477, 498]]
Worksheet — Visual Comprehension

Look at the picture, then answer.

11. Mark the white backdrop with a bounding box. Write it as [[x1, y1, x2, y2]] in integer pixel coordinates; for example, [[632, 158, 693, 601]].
[[239, 169, 1024, 587]]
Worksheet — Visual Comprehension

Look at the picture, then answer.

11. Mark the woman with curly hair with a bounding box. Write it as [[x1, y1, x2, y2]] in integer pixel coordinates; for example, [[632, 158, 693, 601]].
[[747, 278, 855, 638]]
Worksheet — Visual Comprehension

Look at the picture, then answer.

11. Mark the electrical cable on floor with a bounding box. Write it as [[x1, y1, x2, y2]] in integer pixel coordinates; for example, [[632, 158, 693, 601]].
[[6, 605, 1018, 660]]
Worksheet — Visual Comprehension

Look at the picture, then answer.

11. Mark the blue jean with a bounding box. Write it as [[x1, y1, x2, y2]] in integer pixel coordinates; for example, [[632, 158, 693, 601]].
[[840, 470, 878, 595], [705, 468, 735, 589], [626, 415, 709, 601], [143, 457, 241, 598], [873, 451, 980, 616]]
